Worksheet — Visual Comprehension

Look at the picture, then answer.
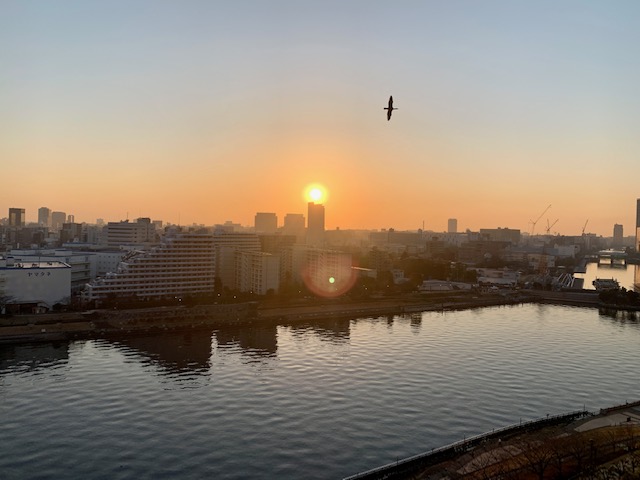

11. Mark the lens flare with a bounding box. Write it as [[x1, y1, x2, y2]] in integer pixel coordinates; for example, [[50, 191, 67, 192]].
[[302, 262, 357, 298]]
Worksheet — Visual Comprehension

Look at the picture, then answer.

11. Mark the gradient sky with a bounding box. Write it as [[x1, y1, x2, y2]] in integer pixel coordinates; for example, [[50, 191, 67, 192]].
[[2, 1, 639, 236]]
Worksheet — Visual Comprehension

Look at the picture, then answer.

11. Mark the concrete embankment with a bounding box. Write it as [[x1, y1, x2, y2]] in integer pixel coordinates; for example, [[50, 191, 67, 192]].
[[0, 289, 627, 345], [0, 302, 258, 344]]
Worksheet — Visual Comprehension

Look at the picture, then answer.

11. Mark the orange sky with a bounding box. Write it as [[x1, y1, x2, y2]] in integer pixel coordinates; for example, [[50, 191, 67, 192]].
[[2, 2, 639, 236]]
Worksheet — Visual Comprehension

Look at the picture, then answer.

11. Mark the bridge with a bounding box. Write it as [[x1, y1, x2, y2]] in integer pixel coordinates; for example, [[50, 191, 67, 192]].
[[597, 249, 627, 267]]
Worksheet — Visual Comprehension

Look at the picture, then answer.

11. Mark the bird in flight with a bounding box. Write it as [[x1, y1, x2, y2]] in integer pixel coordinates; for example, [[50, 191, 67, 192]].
[[384, 96, 397, 121]]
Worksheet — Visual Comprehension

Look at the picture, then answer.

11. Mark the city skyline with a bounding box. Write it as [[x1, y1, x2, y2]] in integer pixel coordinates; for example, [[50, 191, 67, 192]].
[[2, 2, 640, 235]]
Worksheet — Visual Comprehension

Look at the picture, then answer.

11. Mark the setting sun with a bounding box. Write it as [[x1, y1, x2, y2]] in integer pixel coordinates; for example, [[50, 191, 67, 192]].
[[305, 184, 327, 203]]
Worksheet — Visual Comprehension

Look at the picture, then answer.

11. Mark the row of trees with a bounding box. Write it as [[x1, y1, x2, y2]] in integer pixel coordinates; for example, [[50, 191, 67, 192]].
[[598, 287, 640, 307]]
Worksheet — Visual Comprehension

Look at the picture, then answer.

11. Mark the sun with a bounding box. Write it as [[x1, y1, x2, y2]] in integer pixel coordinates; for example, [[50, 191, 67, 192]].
[[305, 184, 327, 203], [309, 188, 322, 202]]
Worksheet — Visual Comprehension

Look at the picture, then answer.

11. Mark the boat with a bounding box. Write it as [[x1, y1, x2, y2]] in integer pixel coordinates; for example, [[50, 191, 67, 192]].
[[592, 278, 619, 291]]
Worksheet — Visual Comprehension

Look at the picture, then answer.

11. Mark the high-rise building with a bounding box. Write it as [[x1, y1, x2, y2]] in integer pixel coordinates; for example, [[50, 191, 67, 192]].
[[613, 224, 623, 248], [283, 213, 305, 241], [448, 218, 458, 234], [38, 207, 51, 227], [254, 212, 278, 233], [51, 211, 66, 231], [307, 202, 325, 245], [636, 199, 640, 252], [8, 208, 25, 227]]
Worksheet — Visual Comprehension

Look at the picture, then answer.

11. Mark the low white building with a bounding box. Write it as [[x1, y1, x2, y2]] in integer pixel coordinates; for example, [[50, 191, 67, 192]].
[[10, 248, 97, 292], [0, 257, 71, 311]]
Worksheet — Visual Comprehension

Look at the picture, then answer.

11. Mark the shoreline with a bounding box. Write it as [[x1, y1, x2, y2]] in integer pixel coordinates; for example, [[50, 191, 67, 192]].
[[0, 289, 625, 345]]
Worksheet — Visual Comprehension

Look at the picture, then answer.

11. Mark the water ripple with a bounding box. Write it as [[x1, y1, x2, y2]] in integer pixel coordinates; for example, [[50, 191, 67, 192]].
[[2, 304, 640, 479]]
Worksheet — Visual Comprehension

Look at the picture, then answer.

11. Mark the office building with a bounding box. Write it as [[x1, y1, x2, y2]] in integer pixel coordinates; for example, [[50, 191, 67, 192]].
[[51, 211, 66, 231], [448, 218, 458, 234], [637, 199, 640, 252], [307, 202, 325, 245], [283, 213, 305, 241], [613, 224, 623, 248], [479, 228, 521, 245], [8, 208, 25, 227], [254, 212, 278, 233], [38, 207, 52, 227], [104, 218, 157, 247]]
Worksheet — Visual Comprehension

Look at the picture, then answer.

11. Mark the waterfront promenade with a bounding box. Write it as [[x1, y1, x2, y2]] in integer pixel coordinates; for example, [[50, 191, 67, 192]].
[[344, 400, 640, 480]]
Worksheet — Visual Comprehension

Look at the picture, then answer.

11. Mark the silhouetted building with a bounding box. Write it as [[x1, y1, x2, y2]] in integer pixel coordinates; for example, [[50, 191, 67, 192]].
[[8, 208, 25, 227], [307, 202, 325, 245], [613, 224, 623, 248], [637, 199, 640, 252], [448, 218, 458, 234], [282, 213, 305, 241], [254, 212, 278, 233], [60, 223, 84, 244], [51, 211, 66, 232], [479, 228, 521, 245], [459, 240, 510, 264], [259, 234, 296, 254], [38, 207, 51, 227]]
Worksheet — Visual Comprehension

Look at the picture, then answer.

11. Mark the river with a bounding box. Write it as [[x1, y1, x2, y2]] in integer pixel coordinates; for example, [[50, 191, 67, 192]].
[[2, 304, 640, 479], [574, 261, 640, 291]]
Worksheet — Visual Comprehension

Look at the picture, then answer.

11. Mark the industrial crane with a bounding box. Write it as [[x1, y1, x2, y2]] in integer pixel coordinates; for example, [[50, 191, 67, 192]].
[[530, 204, 551, 235], [582, 219, 589, 235], [545, 219, 559, 235]]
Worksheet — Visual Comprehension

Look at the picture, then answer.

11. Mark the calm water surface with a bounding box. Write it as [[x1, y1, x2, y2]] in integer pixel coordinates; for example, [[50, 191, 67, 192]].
[[2, 304, 640, 479], [575, 261, 640, 291]]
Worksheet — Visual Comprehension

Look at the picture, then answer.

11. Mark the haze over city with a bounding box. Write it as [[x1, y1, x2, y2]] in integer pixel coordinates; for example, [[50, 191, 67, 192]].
[[2, 1, 640, 235]]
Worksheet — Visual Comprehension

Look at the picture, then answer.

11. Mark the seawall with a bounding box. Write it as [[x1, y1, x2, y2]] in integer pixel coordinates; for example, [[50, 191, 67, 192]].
[[0, 302, 258, 344]]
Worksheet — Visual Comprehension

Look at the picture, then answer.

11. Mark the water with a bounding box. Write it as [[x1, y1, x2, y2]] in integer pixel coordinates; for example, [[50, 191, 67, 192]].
[[2, 304, 640, 479], [575, 261, 640, 291]]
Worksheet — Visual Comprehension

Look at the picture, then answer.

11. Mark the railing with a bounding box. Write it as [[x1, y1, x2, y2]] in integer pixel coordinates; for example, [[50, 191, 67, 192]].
[[342, 409, 592, 480]]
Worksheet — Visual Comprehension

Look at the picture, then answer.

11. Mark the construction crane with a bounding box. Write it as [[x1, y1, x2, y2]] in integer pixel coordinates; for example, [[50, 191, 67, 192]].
[[582, 219, 589, 235], [530, 204, 551, 235], [545, 219, 559, 235]]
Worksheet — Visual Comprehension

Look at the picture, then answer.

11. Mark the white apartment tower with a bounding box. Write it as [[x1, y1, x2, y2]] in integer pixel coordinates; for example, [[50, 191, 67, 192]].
[[213, 233, 261, 290], [83, 233, 216, 304], [235, 250, 280, 295]]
